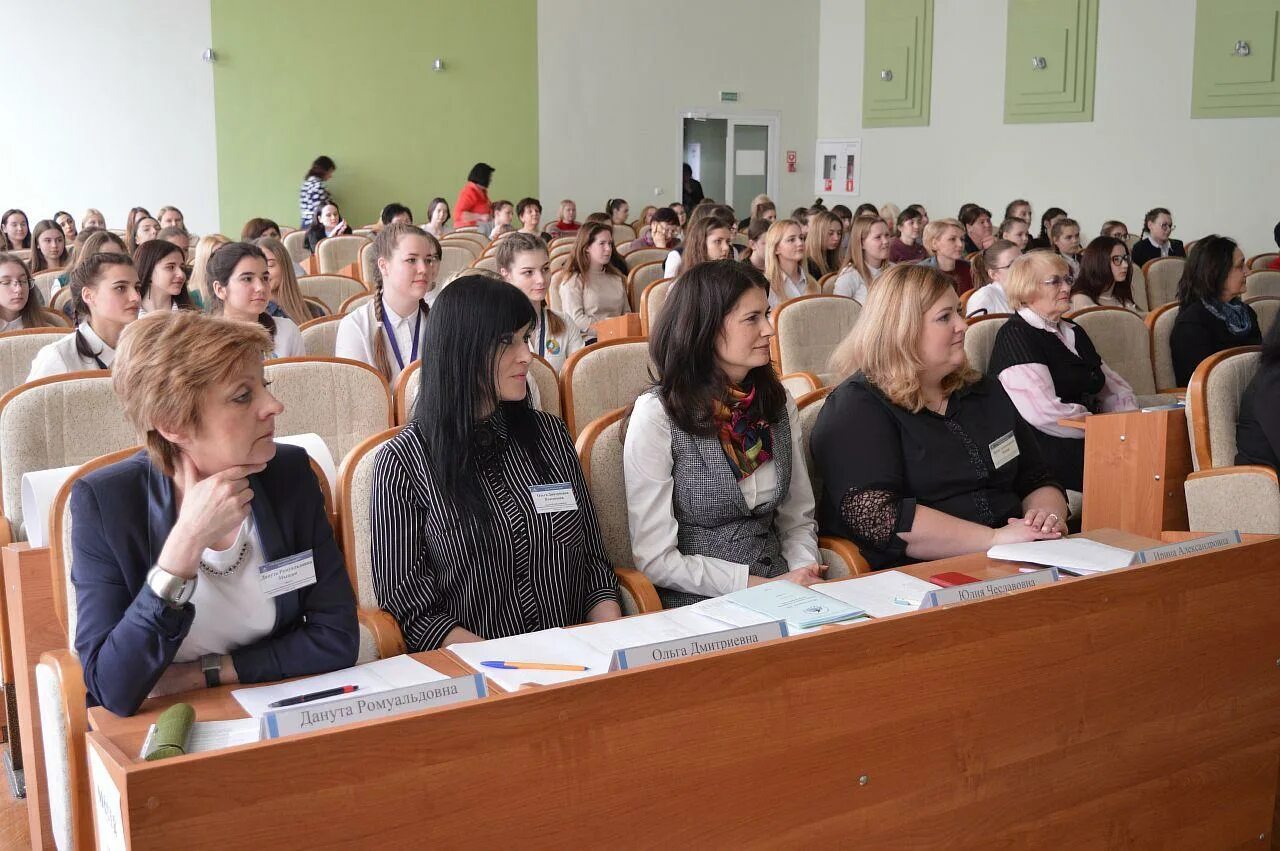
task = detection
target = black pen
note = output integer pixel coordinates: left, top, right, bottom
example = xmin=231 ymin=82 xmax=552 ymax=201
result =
xmin=267 ymin=685 xmax=358 ymax=708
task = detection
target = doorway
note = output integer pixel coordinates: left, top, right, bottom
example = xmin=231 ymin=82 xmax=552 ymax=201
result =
xmin=679 ymin=112 xmax=779 ymax=211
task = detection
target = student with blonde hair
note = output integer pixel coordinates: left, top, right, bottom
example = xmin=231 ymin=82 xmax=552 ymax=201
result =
xmin=804 ymin=210 xmax=844 ymax=280
xmin=833 ymin=214 xmax=892 ymax=303
xmin=965 ymin=239 xmax=1021 ymax=316
xmin=1049 ymin=217 xmax=1083 ymax=276
xmin=558 ymin=221 xmax=627 ymax=341
xmin=918 ymin=218 xmax=972 ymax=294
xmin=157 ymin=206 xmax=185 ymax=231
xmin=996 ymin=216 xmax=1030 ymax=251
xmin=81 ymin=208 xmax=107 ymax=231
xmin=255 ymin=237 xmax=324 ymax=324
xmin=878 ymin=203 xmax=901 ymax=237
xmin=811 ymin=264 xmax=1067 ymax=570
xmin=545 ymin=199 xmax=580 ymax=239
xmin=188 ymin=233 xmax=231 ymax=309
xmin=762 ymin=219 xmax=813 ymax=306
xmin=496 ymin=232 xmax=583 ymax=371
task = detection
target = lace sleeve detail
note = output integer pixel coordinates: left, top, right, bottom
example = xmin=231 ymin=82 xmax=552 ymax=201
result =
xmin=839 ymin=487 xmax=910 ymax=551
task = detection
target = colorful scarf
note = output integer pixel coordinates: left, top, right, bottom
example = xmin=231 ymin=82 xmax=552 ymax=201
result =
xmin=713 ymin=383 xmax=773 ymax=480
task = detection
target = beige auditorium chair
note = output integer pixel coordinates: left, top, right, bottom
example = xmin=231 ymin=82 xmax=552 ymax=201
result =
xmin=1066 ymin=306 xmax=1174 ymax=405
xmin=263 ymin=357 xmax=392 ymax=464
xmin=1145 ymin=303 xmax=1181 ymax=391
xmin=471 ymin=255 xmax=499 ymax=274
xmin=441 ymin=232 xmax=487 ymax=254
xmin=818 ymin=272 xmax=839 ymax=295
xmin=1245 ymin=269 xmax=1280 ymax=299
xmin=780 ymin=372 xmax=820 ymax=398
xmin=394 ymin=361 xmax=421 ymax=424
xmin=33 ymin=269 xmax=64 ymax=305
xmin=612 ymin=223 xmax=637 ymax=247
xmin=439 ymin=244 xmax=476 ymax=282
xmin=299 ymin=314 xmax=344 ymax=357
xmin=1248 ymin=252 xmax=1278 ymax=271
xmin=624 ymin=247 xmax=668 ymax=270
xmin=340 ymin=292 xmax=372 ymax=314
xmin=528 ymin=354 xmax=562 ymax=417
xmin=559 ymin=338 xmax=651 ymax=436
xmin=640 ymin=278 xmax=672 ymax=336
xmin=626 ymin=261 xmax=666 ymax=311
xmin=41 ymin=309 xmax=70 ymax=328
xmin=283 ymin=229 xmax=310 ymax=266
xmin=771 ymin=295 xmax=861 ymax=387
xmin=359 ymin=241 xmax=378 ymax=286
xmin=1246 ymin=296 xmax=1280 ymax=337
xmin=548 ymin=236 xmax=574 ymax=252
xmin=0 ymin=328 xmax=66 ymax=398
xmin=303 ymin=296 xmax=332 ymax=318
xmin=795 ymin=388 xmax=870 ymax=577
xmin=1129 ymin=261 xmax=1149 ymax=313
xmin=298 ymin=274 xmax=368 ymax=315
xmin=1183 ymin=347 xmax=1279 ymax=532
xmin=963 ymin=314 xmax=1009 ymax=374
xmin=49 ymin=288 xmax=71 ymax=315
xmin=316 ymin=234 xmax=370 ymax=275
xmin=395 ymin=355 xmax=561 ymax=425
xmin=1142 ymin=257 xmax=1185 ymax=310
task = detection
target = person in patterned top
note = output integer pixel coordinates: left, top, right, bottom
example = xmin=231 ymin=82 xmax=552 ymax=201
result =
xmin=298 ymin=155 xmax=335 ymax=228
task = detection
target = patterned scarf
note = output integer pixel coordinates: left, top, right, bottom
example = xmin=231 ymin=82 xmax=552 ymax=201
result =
xmin=1202 ymin=297 xmax=1253 ymax=337
xmin=713 ymin=382 xmax=773 ymax=480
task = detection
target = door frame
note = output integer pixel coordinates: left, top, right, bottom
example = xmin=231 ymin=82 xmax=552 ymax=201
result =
xmin=678 ymin=110 xmax=780 ymax=209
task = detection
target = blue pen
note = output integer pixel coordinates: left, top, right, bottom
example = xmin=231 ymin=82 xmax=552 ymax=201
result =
xmin=480 ymin=660 xmax=588 ymax=672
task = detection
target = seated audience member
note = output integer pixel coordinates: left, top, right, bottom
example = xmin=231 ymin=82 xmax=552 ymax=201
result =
xmin=805 ymin=211 xmax=844 ymax=280
xmin=1026 ymin=207 xmax=1066 ymax=251
xmin=81 ymin=208 xmax=107 ymax=231
xmin=1005 ymin=199 xmax=1032 ymax=224
xmin=905 ymin=203 xmax=929 ymax=228
xmin=135 ymin=239 xmax=195 ymax=315
xmin=918 ymin=218 xmax=973 ymax=294
xmin=0 ymin=253 xmax=55 ymax=330
xmin=877 ymin=203 xmax=899 ymax=237
xmin=744 ymin=218 xmax=771 ymax=272
xmin=636 ymin=204 xmax=657 ymax=230
xmin=854 ymin=203 xmax=878 ymax=219
xmin=1131 ymin=207 xmax=1186 ymax=268
xmin=242 ymin=217 xmax=283 ymax=241
xmin=630 ymin=207 xmax=681 ymax=252
xmin=55 ymin=211 xmax=78 ymax=243
xmin=1070 ymin=236 xmax=1142 ymax=313
xmin=790 ymin=208 xmax=810 ymax=240
xmin=188 ymin=234 xmax=230 ymax=309
xmin=997 ymin=216 xmax=1030 ymax=251
xmin=370 ymin=275 xmax=620 ymax=648
xmin=558 ymin=222 xmax=628 ymax=340
xmin=763 ymin=219 xmax=816 ymax=306
xmin=28 ymin=252 xmax=141 ymax=379
xmin=965 ymin=239 xmax=1021 ymax=316
xmin=544 ymin=199 xmax=580 ymax=239
xmin=256 ymin=237 xmax=325 ymax=323
xmin=1270 ymin=222 xmax=1280 ymax=271
xmin=833 ymin=214 xmax=891 ymax=303
xmin=335 ymin=224 xmax=438 ymax=385
xmin=497 ymin=232 xmax=583 ymax=371
xmin=1050 ymin=217 xmax=1083 ymax=276
xmin=156 ymin=226 xmax=190 ymax=256
xmin=959 ymin=204 xmax=994 ymax=254
xmin=665 ymin=212 xmax=734 ymax=279
xmin=889 ymin=207 xmax=927 ymax=263
xmin=207 ymin=242 xmax=304 ymax=360
xmin=489 ymin=200 xmax=515 ymax=239
xmin=516 ymin=197 xmax=542 ymax=237
xmin=72 ymin=310 xmax=359 ymax=716
xmin=669 ymin=202 xmax=688 ymax=229
xmin=127 ymin=215 xmax=160 ymax=255
xmin=740 ymin=195 xmax=776 ymax=230
xmin=625 ymin=260 xmax=823 ymax=606
xmin=455 ymin=163 xmax=494 ymax=230
xmin=304 ymin=203 xmax=350 ymax=252
xmin=380 ymin=203 xmax=414 ymax=228
xmin=157 ymin=206 xmax=185 ymax=231
xmin=30 ymin=219 xmax=70 ymax=273
xmin=811 ymin=264 xmax=1068 ymax=570
xmin=1233 ymin=322 xmax=1280 ymax=469
xmin=1171 ymin=235 xmax=1259 ymax=386
xmin=1100 ymin=220 xmax=1130 ymax=241
xmin=988 ymin=252 xmax=1137 ymax=491
xmin=606 ymin=198 xmax=631 ymax=227
xmin=53 ymin=229 xmax=128 ymax=296
xmin=2 ymin=209 xmax=30 ymax=250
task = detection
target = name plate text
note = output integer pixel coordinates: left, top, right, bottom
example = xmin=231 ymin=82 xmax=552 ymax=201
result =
xmin=262 ymin=674 xmax=487 ymax=739
xmin=609 ymin=621 xmax=788 ymax=671
xmin=920 ymin=568 xmax=1059 ymax=609
xmin=1133 ymin=531 xmax=1242 ymax=564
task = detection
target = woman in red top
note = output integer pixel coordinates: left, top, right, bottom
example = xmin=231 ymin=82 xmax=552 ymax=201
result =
xmin=454 ymin=163 xmax=494 ymax=229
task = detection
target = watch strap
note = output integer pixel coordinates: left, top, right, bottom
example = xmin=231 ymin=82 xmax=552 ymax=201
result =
xmin=201 ymin=654 xmax=221 ymax=688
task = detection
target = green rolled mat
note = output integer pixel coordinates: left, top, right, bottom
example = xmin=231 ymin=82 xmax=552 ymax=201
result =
xmin=144 ymin=702 xmax=195 ymax=761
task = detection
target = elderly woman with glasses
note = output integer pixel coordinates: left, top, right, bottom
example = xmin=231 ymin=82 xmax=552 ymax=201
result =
xmin=987 ymin=252 xmax=1137 ymax=492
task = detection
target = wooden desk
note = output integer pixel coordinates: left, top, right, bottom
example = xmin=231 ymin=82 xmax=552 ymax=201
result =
xmin=593 ymin=313 xmax=642 ymax=342
xmin=85 ymin=531 xmax=1280 ymax=848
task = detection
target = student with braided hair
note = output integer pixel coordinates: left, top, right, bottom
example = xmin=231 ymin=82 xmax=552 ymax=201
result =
xmin=28 ymin=252 xmax=142 ymax=380
xmin=335 ymin=223 xmax=439 ymax=384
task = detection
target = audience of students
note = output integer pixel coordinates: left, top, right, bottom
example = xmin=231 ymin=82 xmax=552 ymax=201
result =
xmin=423 ymin=198 xmax=452 ymax=239
xmin=996 ymin=216 xmax=1029 ymax=251
xmin=1100 ymin=220 xmax=1130 ymax=241
xmin=0 ymin=253 xmax=54 ymax=331
xmin=1005 ymin=199 xmax=1032 ymax=224
xmin=496 ymin=232 xmax=583 ymax=371
xmin=157 ymin=206 xmax=185 ymax=231
xmin=127 ymin=215 xmax=160 ymax=254
xmin=1049 ymin=217 xmax=1083 ymax=276
xmin=545 ymin=199 xmax=580 ymax=239
xmin=1170 ymin=235 xmax=1259 ymax=386
xmin=256 ymin=237 xmax=325 ymax=324
xmin=188 ymin=234 xmax=230 ymax=309
xmin=1026 ymin=207 xmax=1067 ymax=251
xmin=918 ymin=218 xmax=972 ymax=294
xmin=54 ymin=210 xmax=77 ymax=243
xmin=762 ymin=219 xmax=813 ymax=306
xmin=29 ymin=252 xmax=141 ymax=380
xmin=134 ymin=239 xmax=195 ymax=315
xmin=804 ymin=210 xmax=844 ymax=280
xmin=959 ymin=204 xmax=994 ymax=254
xmin=889 ymin=207 xmax=927 ymax=263
xmin=305 ymin=203 xmax=350 ymax=252
xmin=630 ymin=207 xmax=681 ymax=252
xmin=664 ymin=212 xmax=733 ymax=280
xmin=206 ymin=242 xmax=304 ymax=360
xmin=30 ymin=219 xmax=70 ymax=273
xmin=2 ymin=209 xmax=30 ymax=250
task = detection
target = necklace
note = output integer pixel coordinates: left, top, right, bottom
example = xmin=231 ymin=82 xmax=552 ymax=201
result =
xmin=199 ymin=537 xmax=250 ymax=577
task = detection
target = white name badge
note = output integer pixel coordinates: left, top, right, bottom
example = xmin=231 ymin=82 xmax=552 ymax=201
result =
xmin=989 ymin=431 xmax=1020 ymax=469
xmin=529 ymin=482 xmax=579 ymax=514
xmin=258 ymin=550 xmax=318 ymax=598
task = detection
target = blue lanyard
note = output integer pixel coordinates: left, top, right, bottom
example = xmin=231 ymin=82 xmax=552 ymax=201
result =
xmin=380 ymin=300 xmax=422 ymax=371
xmin=538 ymin=303 xmax=547 ymax=357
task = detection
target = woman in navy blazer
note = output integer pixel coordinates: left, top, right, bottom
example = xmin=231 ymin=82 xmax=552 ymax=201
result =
xmin=71 ymin=311 xmax=358 ymax=716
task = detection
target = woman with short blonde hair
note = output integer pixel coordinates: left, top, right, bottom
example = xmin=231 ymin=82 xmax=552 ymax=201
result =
xmin=813 ymin=264 xmax=1067 ymax=570
xmin=81 ymin=208 xmax=107 ymax=231
xmin=919 ymin=217 xmax=972 ymax=294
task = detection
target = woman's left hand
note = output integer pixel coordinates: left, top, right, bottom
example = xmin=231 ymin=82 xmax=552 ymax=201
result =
xmin=1021 ymin=507 xmax=1068 ymax=536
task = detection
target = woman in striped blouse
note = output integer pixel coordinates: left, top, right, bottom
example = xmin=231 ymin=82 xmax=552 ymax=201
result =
xmin=369 ymin=274 xmax=620 ymax=650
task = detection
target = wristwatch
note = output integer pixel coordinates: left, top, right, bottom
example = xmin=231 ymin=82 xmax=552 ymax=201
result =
xmin=201 ymin=654 xmax=222 ymax=688
xmin=145 ymin=565 xmax=196 ymax=608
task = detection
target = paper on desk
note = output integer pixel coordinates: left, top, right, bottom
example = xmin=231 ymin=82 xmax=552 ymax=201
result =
xmin=139 ymin=718 xmax=260 ymax=759
xmin=231 ymin=654 xmax=449 ymax=718
xmin=20 ymin=464 xmax=78 ymax=547
xmin=448 ymin=628 xmax=611 ymax=691
xmin=815 ymin=571 xmax=942 ymax=618
xmin=276 ymin=432 xmax=337 ymax=493
xmin=987 ymin=537 xmax=1135 ymax=574
xmin=572 ymin=608 xmax=732 ymax=657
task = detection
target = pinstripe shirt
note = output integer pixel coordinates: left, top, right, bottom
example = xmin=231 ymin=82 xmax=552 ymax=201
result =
xmin=370 ymin=410 xmax=618 ymax=651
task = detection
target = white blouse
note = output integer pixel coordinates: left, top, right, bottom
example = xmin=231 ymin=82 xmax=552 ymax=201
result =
xmin=531 ymin=304 xmax=585 ymax=372
xmin=26 ymin=322 xmax=115 ymax=381
xmin=832 ymin=263 xmax=882 ymax=303
xmin=663 ymin=249 xmax=682 ymax=280
xmin=335 ymin=300 xmax=425 ymax=385
xmin=269 ymin=317 xmax=304 ymax=360
xmin=1 ymin=316 xmax=26 ymax=333
xmin=622 ymin=391 xmax=820 ymax=598
xmin=966 ymin=283 xmax=1013 ymax=316
xmin=769 ymin=267 xmax=810 ymax=309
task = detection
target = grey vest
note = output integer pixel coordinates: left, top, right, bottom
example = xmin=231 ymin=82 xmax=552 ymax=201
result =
xmin=659 ymin=395 xmax=792 ymax=608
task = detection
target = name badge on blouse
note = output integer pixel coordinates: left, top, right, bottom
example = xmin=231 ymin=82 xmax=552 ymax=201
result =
xmin=258 ymin=550 xmax=318 ymax=598
xmin=989 ymin=431 xmax=1020 ymax=469
xmin=529 ymin=483 xmax=579 ymax=514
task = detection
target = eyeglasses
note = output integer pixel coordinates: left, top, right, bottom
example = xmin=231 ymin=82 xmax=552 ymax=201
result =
xmin=0 ymin=278 xmax=30 ymax=289
xmin=1110 ymin=254 xmax=1131 ymax=266
xmin=1040 ymin=275 xmax=1074 ymax=288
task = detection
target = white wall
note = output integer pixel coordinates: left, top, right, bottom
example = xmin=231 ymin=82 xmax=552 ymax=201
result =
xmin=3 ymin=0 xmax=220 ymax=235
xmin=817 ymin=0 xmax=1280 ymax=255
xmin=538 ymin=0 xmax=820 ymax=216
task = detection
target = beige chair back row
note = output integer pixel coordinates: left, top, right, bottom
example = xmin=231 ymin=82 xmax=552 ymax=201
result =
xmin=299 ymin=274 xmax=369 ymax=314
xmin=316 ymin=235 xmax=371 ymax=275
xmin=282 ymin=229 xmax=310 ymax=264
xmin=771 ymin=295 xmax=862 ymax=387
xmin=394 ymin=355 xmax=562 ymax=425
xmin=1248 ymin=252 xmax=1278 ymax=271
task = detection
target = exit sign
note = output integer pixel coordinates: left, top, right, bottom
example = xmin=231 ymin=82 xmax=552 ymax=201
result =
xmin=719 ymin=91 xmax=739 ymax=102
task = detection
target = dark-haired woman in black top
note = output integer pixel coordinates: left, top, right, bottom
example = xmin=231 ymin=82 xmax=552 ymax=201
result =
xmin=1170 ymin=235 xmax=1259 ymax=387
xmin=1025 ymin=207 xmax=1066 ymax=252
xmin=369 ymin=275 xmax=619 ymax=650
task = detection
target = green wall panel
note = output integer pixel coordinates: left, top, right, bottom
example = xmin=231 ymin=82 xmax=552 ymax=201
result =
xmin=862 ymin=0 xmax=933 ymax=128
xmin=1004 ymin=0 xmax=1097 ymax=124
xmin=1192 ymin=0 xmax=1280 ymax=118
xmin=211 ymin=0 xmax=538 ymax=234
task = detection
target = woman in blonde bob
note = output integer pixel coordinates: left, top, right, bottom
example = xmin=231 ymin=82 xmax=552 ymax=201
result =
xmin=810 ymin=264 xmax=1068 ymax=570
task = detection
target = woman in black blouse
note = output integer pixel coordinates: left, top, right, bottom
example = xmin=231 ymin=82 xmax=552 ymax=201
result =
xmin=1170 ymin=235 xmax=1259 ymax=387
xmin=1235 ymin=320 xmax=1280 ymax=470
xmin=369 ymin=275 xmax=620 ymax=650
xmin=811 ymin=264 xmax=1068 ymax=570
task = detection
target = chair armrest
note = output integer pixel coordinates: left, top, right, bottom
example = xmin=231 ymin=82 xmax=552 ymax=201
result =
xmin=818 ymin=536 xmax=871 ymax=579
xmin=38 ymin=648 xmax=90 ymax=851
xmin=356 ymin=608 xmax=406 ymax=659
xmin=0 ymin=518 xmax=10 ymax=547
xmin=1185 ymin=465 xmax=1280 ymax=534
xmin=1156 ymin=386 xmax=1186 ymax=395
xmin=613 ymin=567 xmax=662 ymax=614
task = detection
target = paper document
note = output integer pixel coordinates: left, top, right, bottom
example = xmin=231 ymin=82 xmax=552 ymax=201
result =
xmin=572 ymin=608 xmax=730 ymax=657
xmin=815 ymin=571 xmax=942 ymax=618
xmin=276 ymin=432 xmax=337 ymax=492
xmin=721 ymin=581 xmax=866 ymax=629
xmin=139 ymin=718 xmax=260 ymax=759
xmin=987 ymin=537 xmax=1135 ymax=574
xmin=20 ymin=464 xmax=78 ymax=547
xmin=448 ymin=628 xmax=611 ymax=691
xmin=232 ymin=654 xmax=449 ymax=718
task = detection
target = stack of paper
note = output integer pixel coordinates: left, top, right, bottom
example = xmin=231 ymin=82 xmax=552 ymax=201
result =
xmin=572 ymin=608 xmax=732 ymax=656
xmin=987 ymin=537 xmax=1135 ymax=575
xmin=814 ymin=571 xmax=941 ymax=617
xmin=448 ymin=628 xmax=611 ymax=691
xmin=231 ymin=655 xmax=450 ymax=718
xmin=720 ymin=581 xmax=866 ymax=629
xmin=139 ymin=718 xmax=259 ymax=759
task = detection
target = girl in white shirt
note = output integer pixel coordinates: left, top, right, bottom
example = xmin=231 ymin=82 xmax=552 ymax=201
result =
xmin=833 ymin=214 xmax=892 ymax=303
xmin=763 ymin=219 xmax=814 ymax=308
xmin=965 ymin=240 xmax=1021 ymax=317
xmin=207 ymin=242 xmax=303 ymax=360
xmin=623 ymin=259 xmax=822 ymax=606
xmin=28 ymin=251 xmax=142 ymax=380
xmin=496 ymin=231 xmax=583 ymax=371
xmin=663 ymin=213 xmax=734 ymax=280
xmin=335 ymin=223 xmax=438 ymax=386
xmin=423 ymin=198 xmax=452 ymax=239
xmin=0 ymin=253 xmax=55 ymax=333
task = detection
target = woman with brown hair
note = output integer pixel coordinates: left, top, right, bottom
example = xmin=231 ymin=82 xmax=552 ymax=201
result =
xmin=135 ymin=239 xmax=196 ymax=314
xmin=255 ymin=237 xmax=325 ymax=324
xmin=30 ymin=219 xmax=70 ymax=273
xmin=558 ymin=221 xmax=627 ymax=341
xmin=1070 ymin=236 xmax=1141 ymax=313
xmin=663 ymin=211 xmax=734 ymax=279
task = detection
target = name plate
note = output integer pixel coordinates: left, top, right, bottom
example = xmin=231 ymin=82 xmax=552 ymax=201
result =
xmin=1133 ymin=530 xmax=1242 ymax=564
xmin=261 ymin=674 xmax=487 ymax=739
xmin=608 ymin=621 xmax=788 ymax=671
xmin=919 ymin=568 xmax=1059 ymax=609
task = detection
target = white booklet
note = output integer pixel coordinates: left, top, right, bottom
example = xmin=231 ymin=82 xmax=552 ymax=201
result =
xmin=814 ymin=571 xmax=942 ymax=617
xmin=231 ymin=654 xmax=449 ymax=718
xmin=987 ymin=537 xmax=1136 ymax=574
xmin=139 ymin=718 xmax=260 ymax=759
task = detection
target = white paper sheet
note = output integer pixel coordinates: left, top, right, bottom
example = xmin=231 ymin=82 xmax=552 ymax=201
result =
xmin=231 ymin=654 xmax=448 ymax=718
xmin=139 ymin=718 xmax=260 ymax=759
xmin=572 ymin=608 xmax=731 ymax=657
xmin=815 ymin=571 xmax=943 ymax=618
xmin=20 ymin=464 xmax=78 ymax=547
xmin=276 ymin=432 xmax=337 ymax=493
xmin=447 ymin=628 xmax=610 ymax=691
xmin=987 ymin=537 xmax=1135 ymax=574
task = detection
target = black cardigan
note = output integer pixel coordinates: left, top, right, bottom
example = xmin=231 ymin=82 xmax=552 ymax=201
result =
xmin=1131 ymin=237 xmax=1186 ymax=270
xmin=1170 ymin=299 xmax=1261 ymax=387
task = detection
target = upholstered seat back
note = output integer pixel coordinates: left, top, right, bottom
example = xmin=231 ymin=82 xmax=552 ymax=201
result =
xmin=1144 ymin=257 xmax=1185 ymax=309
xmin=1245 ymin=270 xmax=1280 ymax=299
xmin=299 ymin=316 xmax=343 ymax=357
xmin=560 ymin=339 xmax=651 ymax=436
xmin=963 ymin=315 xmax=1008 ymax=375
xmin=264 ymin=358 xmax=392 ymax=464
xmin=0 ymin=328 xmax=66 ymax=398
xmin=1070 ymin=307 xmax=1157 ymax=395
xmin=316 ymin=235 xmax=370 ymax=274
xmin=772 ymin=296 xmax=861 ymax=386
xmin=298 ymin=274 xmax=367 ymax=315
xmin=576 ymin=409 xmax=631 ymax=572
xmin=282 ymin=229 xmax=309 ymax=264
xmin=1189 ymin=349 xmax=1259 ymax=471
xmin=1148 ymin=304 xmax=1180 ymax=390
xmin=626 ymin=261 xmax=666 ymax=311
